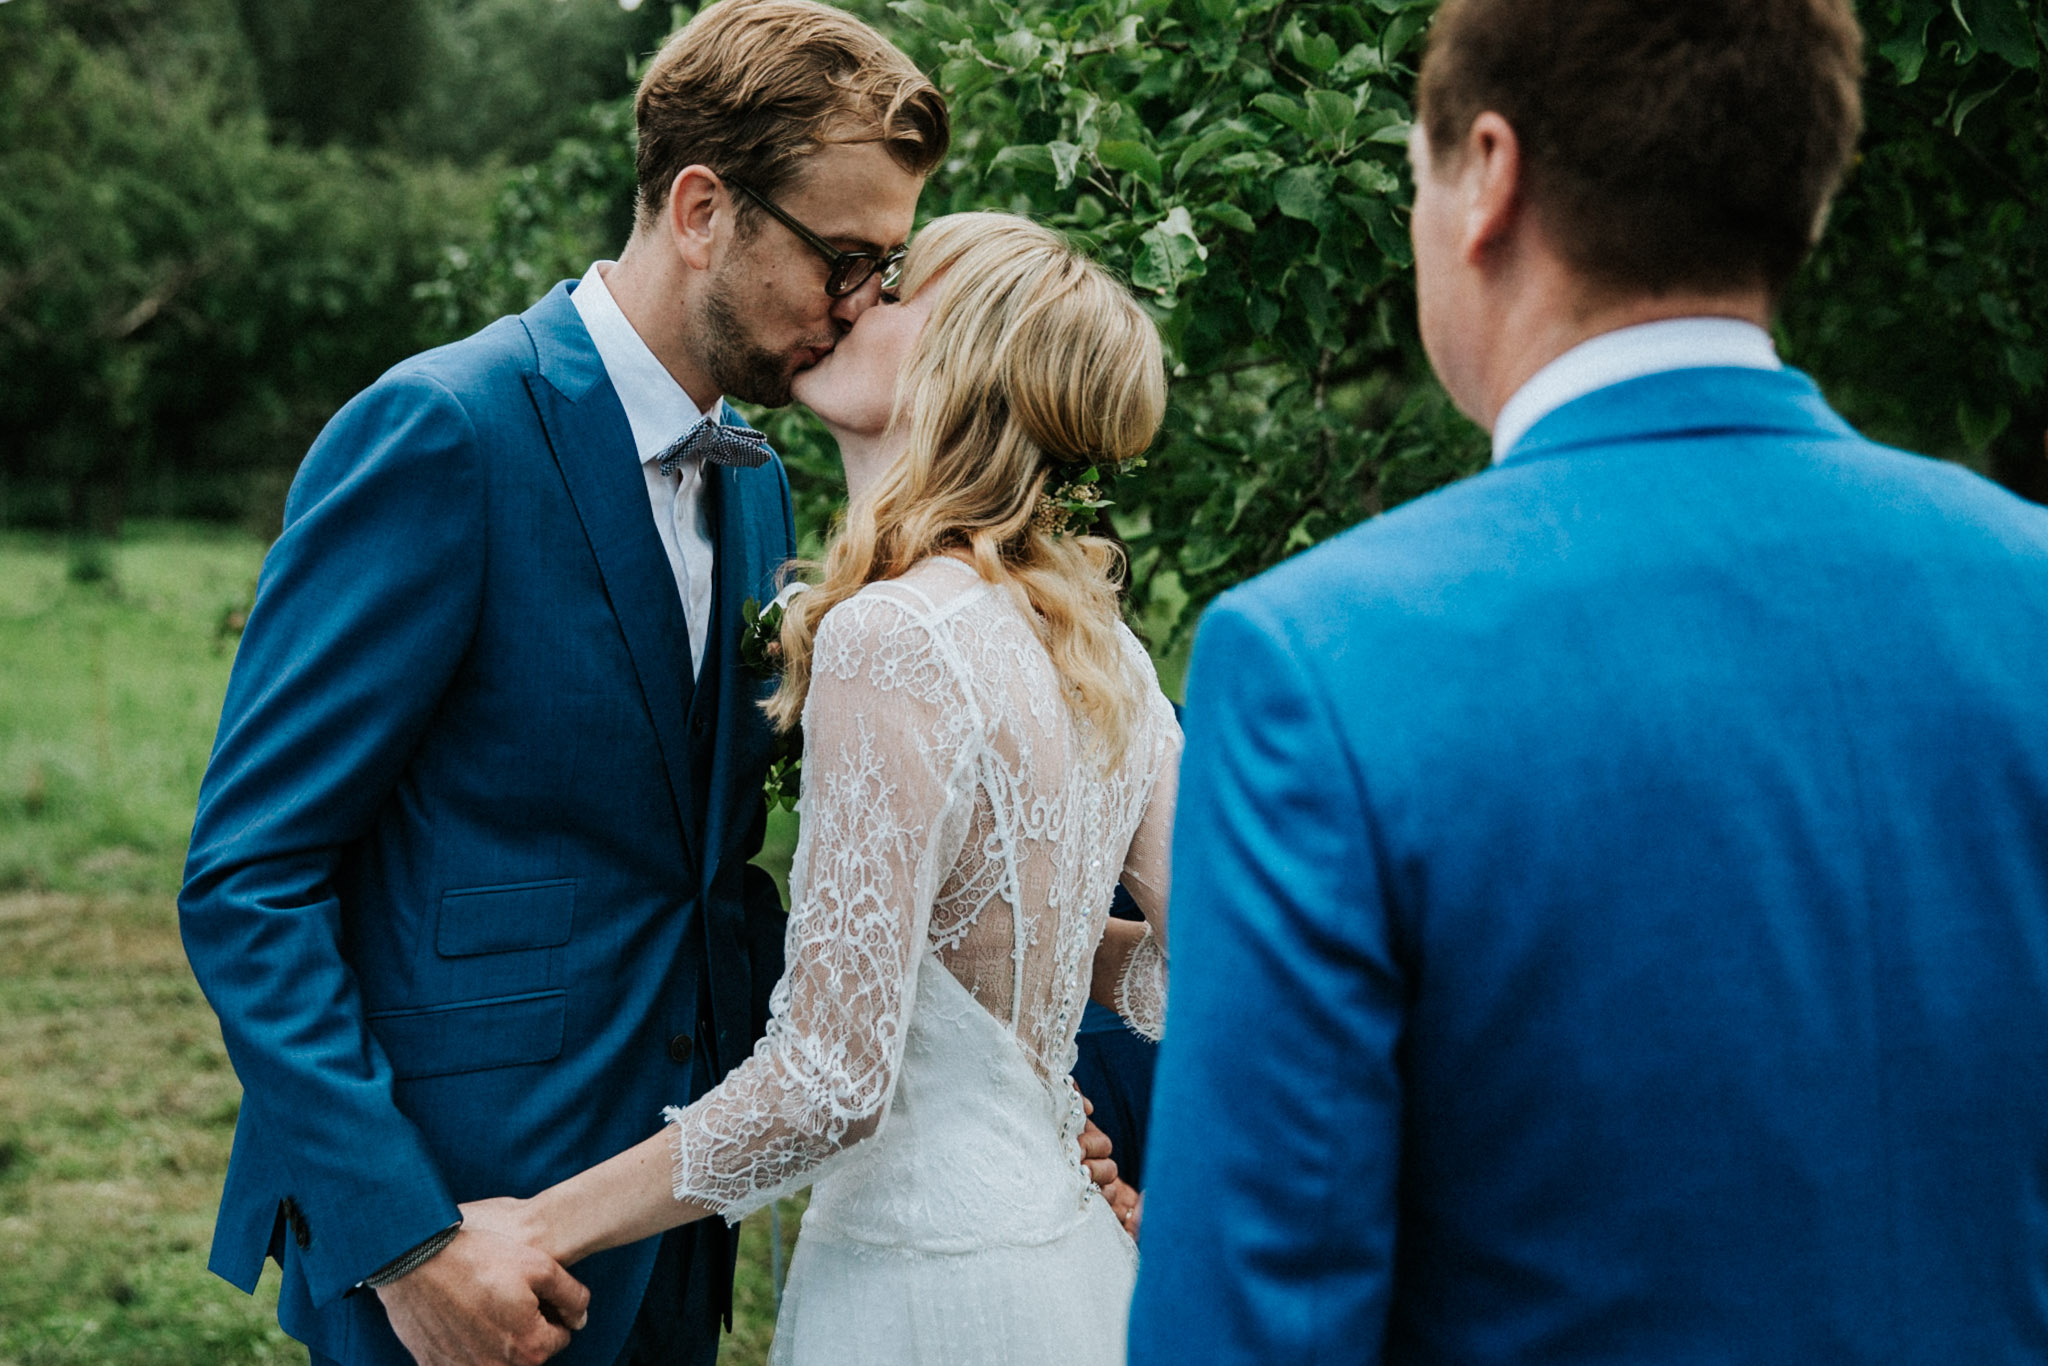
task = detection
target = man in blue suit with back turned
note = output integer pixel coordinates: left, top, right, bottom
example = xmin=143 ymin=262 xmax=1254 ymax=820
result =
xmin=1134 ymin=1 xmax=2048 ymax=1362
xmin=178 ymin=5 xmax=945 ymax=1364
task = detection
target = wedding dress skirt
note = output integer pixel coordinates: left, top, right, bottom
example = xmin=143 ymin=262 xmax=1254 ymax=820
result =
xmin=767 ymin=955 xmax=1138 ymax=1366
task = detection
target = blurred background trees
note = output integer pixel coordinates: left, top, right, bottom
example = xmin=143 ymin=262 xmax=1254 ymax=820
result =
xmin=0 ymin=0 xmax=671 ymax=543
xmin=3 ymin=0 xmax=2043 ymax=637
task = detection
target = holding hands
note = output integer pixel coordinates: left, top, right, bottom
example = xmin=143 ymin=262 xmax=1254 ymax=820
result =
xmin=424 ymin=1089 xmax=1135 ymax=1366
xmin=375 ymin=1225 xmax=587 ymax=1366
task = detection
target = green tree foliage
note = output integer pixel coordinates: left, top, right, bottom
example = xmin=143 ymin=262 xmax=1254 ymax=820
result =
xmin=894 ymin=0 xmax=1480 ymax=646
xmin=0 ymin=0 xmax=496 ymax=534
xmin=10 ymin=0 xmax=2043 ymax=622
xmin=440 ymin=0 xmax=2048 ymax=647
xmin=237 ymin=0 xmax=436 ymax=149
xmin=1784 ymin=0 xmax=2048 ymax=501
xmin=238 ymin=0 xmax=680 ymax=163
xmin=0 ymin=0 xmax=670 ymax=539
xmin=397 ymin=0 xmax=682 ymax=164
xmin=875 ymin=0 xmax=2048 ymax=641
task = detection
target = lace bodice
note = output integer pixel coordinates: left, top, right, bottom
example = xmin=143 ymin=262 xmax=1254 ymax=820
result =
xmin=665 ymin=557 xmax=1180 ymax=1223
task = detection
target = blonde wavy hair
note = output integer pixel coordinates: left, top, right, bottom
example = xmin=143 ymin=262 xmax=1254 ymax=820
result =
xmin=766 ymin=212 xmax=1167 ymax=763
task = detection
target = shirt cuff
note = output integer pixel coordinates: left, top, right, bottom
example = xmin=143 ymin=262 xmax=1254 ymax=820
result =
xmin=358 ymin=1220 xmax=463 ymax=1290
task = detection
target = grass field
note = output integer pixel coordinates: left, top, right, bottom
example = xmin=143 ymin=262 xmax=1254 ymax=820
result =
xmin=0 ymin=524 xmax=799 ymax=1366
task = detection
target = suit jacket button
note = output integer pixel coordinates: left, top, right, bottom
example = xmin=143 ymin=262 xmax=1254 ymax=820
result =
xmin=691 ymin=716 xmax=709 ymax=739
xmin=667 ymin=1033 xmax=694 ymax=1064
xmin=284 ymin=1197 xmax=312 ymax=1250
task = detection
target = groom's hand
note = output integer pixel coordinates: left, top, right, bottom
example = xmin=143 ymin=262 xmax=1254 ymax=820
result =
xmin=1077 ymin=1096 xmax=1140 ymax=1231
xmin=377 ymin=1226 xmax=590 ymax=1366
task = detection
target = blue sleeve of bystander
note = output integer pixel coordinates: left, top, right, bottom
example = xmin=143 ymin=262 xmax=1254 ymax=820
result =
xmin=1127 ymin=591 xmax=1406 ymax=1366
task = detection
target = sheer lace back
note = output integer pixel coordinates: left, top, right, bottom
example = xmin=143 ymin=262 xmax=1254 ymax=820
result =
xmin=667 ymin=556 xmax=1179 ymax=1223
xmin=917 ymin=581 xmax=1139 ymax=1080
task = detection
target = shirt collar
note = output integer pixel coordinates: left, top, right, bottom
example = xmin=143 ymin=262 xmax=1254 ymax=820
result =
xmin=1491 ymin=317 xmax=1782 ymax=464
xmin=569 ymin=261 xmax=717 ymax=467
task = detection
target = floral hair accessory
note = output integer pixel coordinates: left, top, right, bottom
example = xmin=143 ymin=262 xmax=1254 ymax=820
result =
xmin=1031 ymin=455 xmax=1145 ymax=539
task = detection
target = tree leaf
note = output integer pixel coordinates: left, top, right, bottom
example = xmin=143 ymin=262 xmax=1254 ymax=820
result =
xmin=1331 ymin=42 xmax=1388 ymax=81
xmin=1288 ymin=28 xmax=1341 ymax=73
xmin=1174 ymin=123 xmax=1257 ymax=182
xmin=1274 ymin=165 xmax=1329 ymax=220
xmin=1948 ymin=75 xmax=2012 ymax=133
xmin=1048 ymin=140 xmax=1083 ymax=189
xmin=1955 ymin=0 xmax=2041 ymax=68
xmin=1878 ymin=0 xmax=1942 ymax=82
xmin=1250 ymin=92 xmax=1314 ymax=135
xmin=1246 ymin=290 xmax=1281 ymax=335
xmin=991 ymin=143 xmax=1057 ymax=176
xmin=1202 ymin=202 xmax=1258 ymax=233
xmin=1307 ymin=89 xmax=1356 ymax=141
xmin=1098 ymin=138 xmax=1163 ymax=186
xmin=1383 ymin=11 xmax=1431 ymax=60
xmin=885 ymin=1 xmax=972 ymax=42
xmin=1341 ymin=159 xmax=1401 ymax=196
xmin=1131 ymin=206 xmax=1209 ymax=293
xmin=995 ymin=28 xmax=1044 ymax=67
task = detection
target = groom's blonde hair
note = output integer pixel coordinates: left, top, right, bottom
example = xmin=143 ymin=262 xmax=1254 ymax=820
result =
xmin=766 ymin=213 xmax=1167 ymax=764
xmin=634 ymin=0 xmax=949 ymax=227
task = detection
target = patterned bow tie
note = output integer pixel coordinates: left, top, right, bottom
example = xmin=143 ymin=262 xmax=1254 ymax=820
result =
xmin=658 ymin=419 xmax=771 ymax=474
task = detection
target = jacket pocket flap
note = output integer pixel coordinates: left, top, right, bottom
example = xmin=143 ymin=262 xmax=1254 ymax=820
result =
xmin=437 ymin=879 xmax=576 ymax=957
xmin=369 ymin=991 xmax=566 ymax=1081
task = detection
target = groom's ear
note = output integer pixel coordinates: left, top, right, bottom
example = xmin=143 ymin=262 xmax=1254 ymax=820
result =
xmin=1458 ymin=111 xmax=1525 ymax=266
xmin=667 ymin=165 xmax=725 ymax=274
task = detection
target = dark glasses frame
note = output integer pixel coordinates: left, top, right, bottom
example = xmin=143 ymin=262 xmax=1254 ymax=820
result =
xmin=726 ymin=178 xmax=907 ymax=299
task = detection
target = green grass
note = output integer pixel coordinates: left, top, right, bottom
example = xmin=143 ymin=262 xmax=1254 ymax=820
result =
xmin=0 ymin=524 xmax=262 ymax=898
xmin=0 ymin=524 xmax=799 ymax=1366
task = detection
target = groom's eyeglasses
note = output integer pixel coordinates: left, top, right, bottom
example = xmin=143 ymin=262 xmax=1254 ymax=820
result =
xmin=726 ymin=178 xmax=907 ymax=299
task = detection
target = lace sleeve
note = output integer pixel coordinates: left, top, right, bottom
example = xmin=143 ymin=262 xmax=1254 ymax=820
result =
xmin=1112 ymin=655 xmax=1182 ymax=1040
xmin=1113 ymin=926 xmax=1168 ymax=1042
xmin=663 ymin=592 xmax=970 ymax=1223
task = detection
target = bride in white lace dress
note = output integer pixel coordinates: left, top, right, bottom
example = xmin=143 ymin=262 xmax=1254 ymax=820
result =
xmin=466 ymin=212 xmax=1180 ymax=1364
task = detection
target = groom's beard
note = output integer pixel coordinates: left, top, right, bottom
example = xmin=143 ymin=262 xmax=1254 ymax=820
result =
xmin=700 ymin=276 xmax=834 ymax=409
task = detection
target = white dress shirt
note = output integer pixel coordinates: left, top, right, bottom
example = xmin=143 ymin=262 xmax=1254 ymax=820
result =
xmin=570 ymin=261 xmax=717 ymax=676
xmin=1491 ymin=317 xmax=1783 ymax=463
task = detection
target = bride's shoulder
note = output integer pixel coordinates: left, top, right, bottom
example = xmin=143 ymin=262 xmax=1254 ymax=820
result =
xmin=820 ymin=558 xmax=979 ymax=630
xmin=809 ymin=568 xmax=962 ymax=665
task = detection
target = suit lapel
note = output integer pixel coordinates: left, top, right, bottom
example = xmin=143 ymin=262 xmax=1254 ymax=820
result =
xmin=520 ymin=282 xmax=703 ymax=872
xmin=698 ymin=403 xmax=787 ymax=887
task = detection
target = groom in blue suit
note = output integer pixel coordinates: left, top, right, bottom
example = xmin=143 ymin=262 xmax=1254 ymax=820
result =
xmin=178 ymin=5 xmax=945 ymax=1363
xmin=1135 ymin=1 xmax=2048 ymax=1362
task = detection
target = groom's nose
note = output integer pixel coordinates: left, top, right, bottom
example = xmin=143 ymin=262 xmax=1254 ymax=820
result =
xmin=829 ymin=272 xmax=889 ymax=328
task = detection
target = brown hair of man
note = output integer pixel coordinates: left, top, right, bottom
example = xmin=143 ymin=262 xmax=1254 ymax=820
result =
xmin=634 ymin=0 xmax=950 ymax=228
xmin=1417 ymin=0 xmax=1864 ymax=298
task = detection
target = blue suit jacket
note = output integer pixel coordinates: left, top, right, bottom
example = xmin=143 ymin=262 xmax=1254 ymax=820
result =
xmin=1132 ymin=367 xmax=2048 ymax=1364
xmin=179 ymin=281 xmax=795 ymax=1364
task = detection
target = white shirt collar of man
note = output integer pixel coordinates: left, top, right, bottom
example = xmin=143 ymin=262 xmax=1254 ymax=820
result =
xmin=1491 ymin=316 xmax=1783 ymax=463
xmin=570 ymin=260 xmax=718 ymax=463
xmin=570 ymin=259 xmax=719 ymax=677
